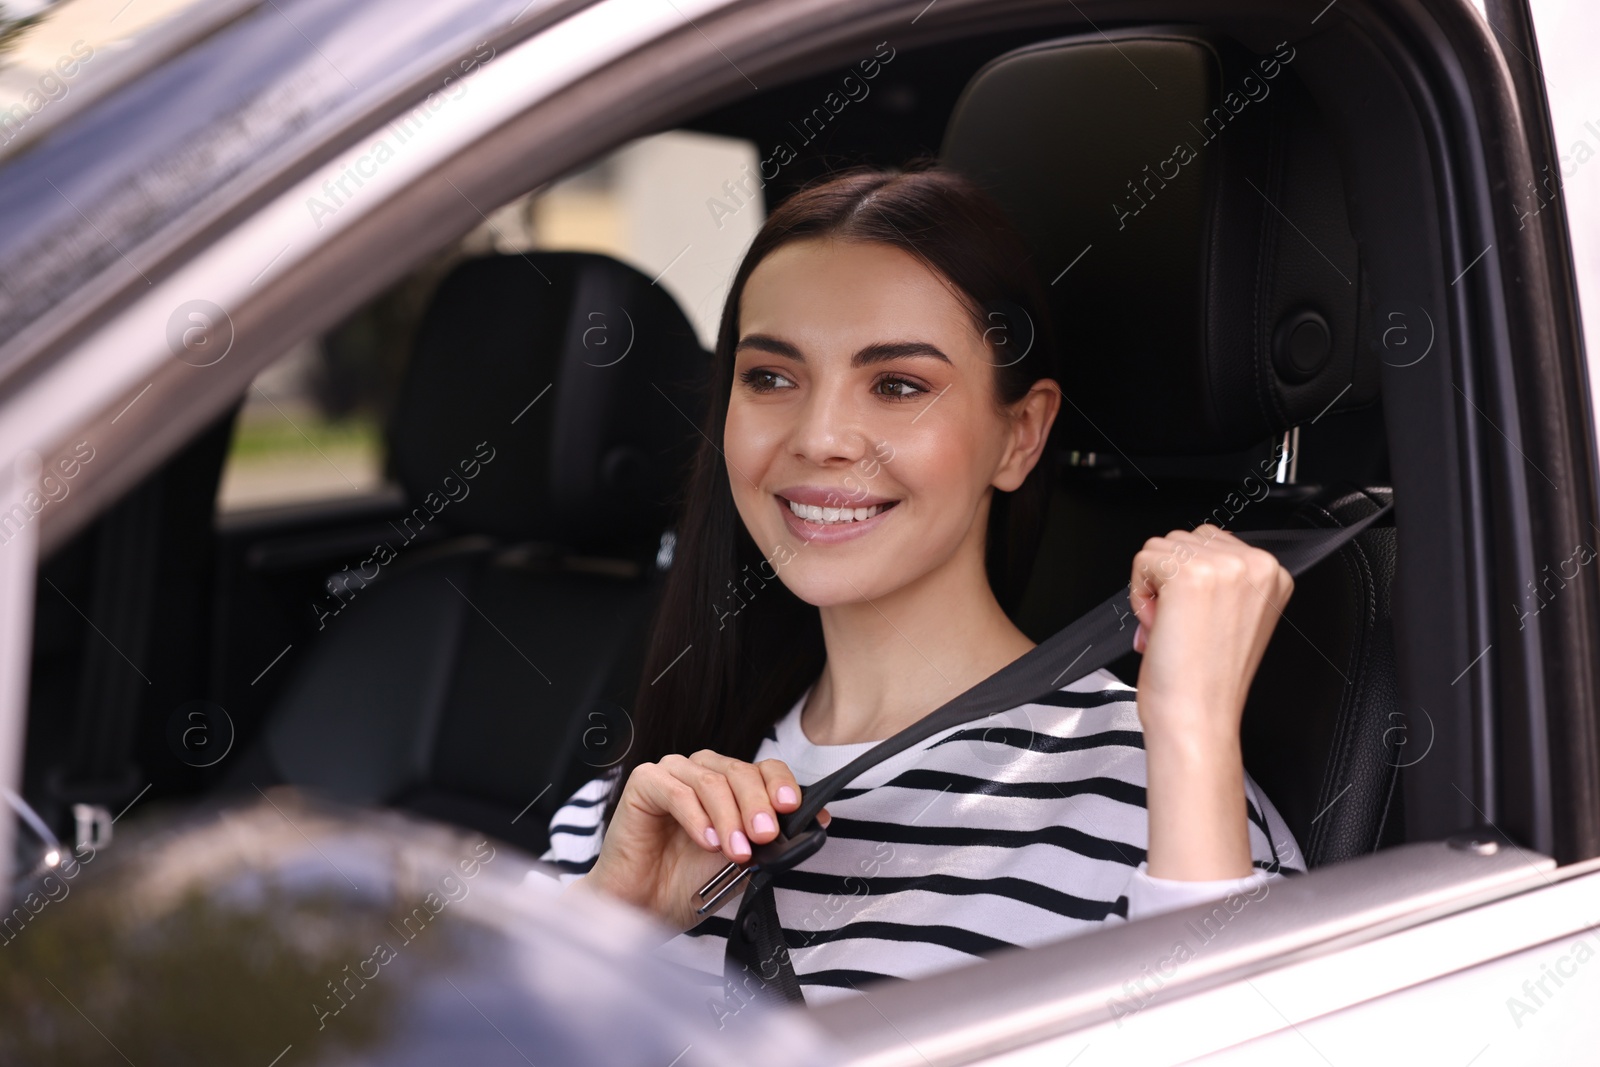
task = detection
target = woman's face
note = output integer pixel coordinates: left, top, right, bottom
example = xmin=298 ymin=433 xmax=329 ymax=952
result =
xmin=724 ymin=236 xmax=1058 ymax=607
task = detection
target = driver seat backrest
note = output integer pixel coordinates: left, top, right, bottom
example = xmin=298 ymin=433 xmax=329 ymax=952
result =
xmin=942 ymin=29 xmax=1401 ymax=866
xmin=225 ymin=252 xmax=708 ymax=854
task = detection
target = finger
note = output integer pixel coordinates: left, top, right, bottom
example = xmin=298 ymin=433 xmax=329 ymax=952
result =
xmin=631 ymin=762 xmax=721 ymax=854
xmin=689 ymin=750 xmax=782 ymax=844
xmin=662 ymin=755 xmax=750 ymax=862
xmin=1130 ymin=538 xmax=1173 ymax=616
xmin=755 ymin=759 xmax=802 ymax=812
xmin=1133 ymin=529 xmax=1213 ymax=600
xmin=708 ymin=753 xmax=781 ymax=843
xmin=1191 ymin=522 xmax=1238 ymax=546
xmin=1246 ymin=555 xmax=1295 ymax=610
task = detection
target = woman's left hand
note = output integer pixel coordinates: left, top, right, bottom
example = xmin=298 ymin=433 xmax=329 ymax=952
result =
xmin=1128 ymin=523 xmax=1293 ymax=879
xmin=1129 ymin=523 xmax=1293 ymax=744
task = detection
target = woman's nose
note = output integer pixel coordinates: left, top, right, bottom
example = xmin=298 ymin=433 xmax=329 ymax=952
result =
xmin=788 ymin=381 xmax=867 ymax=465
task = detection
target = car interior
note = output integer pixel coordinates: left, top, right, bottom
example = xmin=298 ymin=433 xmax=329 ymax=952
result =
xmin=25 ymin=21 xmax=1413 ymax=899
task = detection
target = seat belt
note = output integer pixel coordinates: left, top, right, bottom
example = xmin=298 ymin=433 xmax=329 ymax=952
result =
xmin=706 ymin=499 xmax=1394 ymax=1010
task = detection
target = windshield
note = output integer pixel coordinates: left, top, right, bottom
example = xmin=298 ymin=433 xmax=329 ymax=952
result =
xmin=0 ymin=0 xmax=539 ymax=382
xmin=0 ymin=0 xmax=269 ymax=173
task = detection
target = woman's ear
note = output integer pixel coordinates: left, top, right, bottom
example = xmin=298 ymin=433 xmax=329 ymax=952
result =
xmin=992 ymin=379 xmax=1062 ymax=492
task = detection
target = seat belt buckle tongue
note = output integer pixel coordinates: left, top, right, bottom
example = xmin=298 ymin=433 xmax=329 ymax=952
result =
xmin=694 ymin=821 xmax=827 ymax=916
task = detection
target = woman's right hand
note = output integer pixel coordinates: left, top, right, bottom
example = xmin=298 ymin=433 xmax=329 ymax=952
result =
xmin=567 ymin=751 xmax=831 ymax=932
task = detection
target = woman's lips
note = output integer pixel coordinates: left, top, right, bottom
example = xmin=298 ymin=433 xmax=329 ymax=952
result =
xmin=776 ymin=494 xmax=899 ymax=544
xmin=776 ymin=484 xmax=897 ymax=507
xmin=785 ymin=498 xmax=891 ymax=523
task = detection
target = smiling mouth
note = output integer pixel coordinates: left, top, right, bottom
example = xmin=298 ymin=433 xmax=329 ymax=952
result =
xmin=782 ymin=497 xmax=899 ymax=525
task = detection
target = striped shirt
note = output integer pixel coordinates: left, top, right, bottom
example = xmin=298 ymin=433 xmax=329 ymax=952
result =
xmin=535 ymin=668 xmax=1303 ymax=1007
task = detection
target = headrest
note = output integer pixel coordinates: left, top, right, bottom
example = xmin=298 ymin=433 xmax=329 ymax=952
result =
xmin=942 ymin=31 xmax=1373 ymax=456
xmin=389 ymin=252 xmax=708 ymax=553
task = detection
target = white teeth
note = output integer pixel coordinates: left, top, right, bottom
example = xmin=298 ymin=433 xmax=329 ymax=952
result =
xmin=787 ymin=499 xmax=889 ymax=524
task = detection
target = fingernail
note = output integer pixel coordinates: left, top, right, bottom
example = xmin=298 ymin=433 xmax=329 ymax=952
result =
xmin=731 ymin=830 xmax=750 ymax=856
xmin=703 ymin=826 xmax=720 ymax=848
xmin=777 ymin=785 xmax=797 ymax=806
xmin=1134 ymin=621 xmax=1145 ymax=653
xmin=753 ymin=811 xmax=775 ymax=835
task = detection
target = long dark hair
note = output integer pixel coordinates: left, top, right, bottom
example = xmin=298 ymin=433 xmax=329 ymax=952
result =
xmin=602 ymin=159 xmax=1060 ymax=825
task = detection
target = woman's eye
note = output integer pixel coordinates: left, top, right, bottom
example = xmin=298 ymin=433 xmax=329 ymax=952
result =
xmin=739 ymin=368 xmax=794 ymax=392
xmin=874 ymin=375 xmax=926 ymax=400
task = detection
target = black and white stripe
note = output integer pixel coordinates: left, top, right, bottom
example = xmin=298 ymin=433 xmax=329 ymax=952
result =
xmin=537 ymin=667 xmax=1303 ymax=1006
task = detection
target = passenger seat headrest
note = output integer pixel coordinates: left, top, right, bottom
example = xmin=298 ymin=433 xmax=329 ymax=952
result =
xmin=390 ymin=251 xmax=708 ymax=553
xmin=941 ymin=31 xmax=1374 ymax=456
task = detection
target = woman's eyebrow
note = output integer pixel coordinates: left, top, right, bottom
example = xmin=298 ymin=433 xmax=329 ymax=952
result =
xmin=734 ymin=334 xmax=952 ymax=366
xmin=735 ymin=334 xmax=802 ymax=359
xmin=853 ymin=340 xmax=952 ymax=367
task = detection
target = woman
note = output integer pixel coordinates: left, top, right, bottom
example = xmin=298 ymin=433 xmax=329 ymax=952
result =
xmin=537 ymin=161 xmax=1302 ymax=1007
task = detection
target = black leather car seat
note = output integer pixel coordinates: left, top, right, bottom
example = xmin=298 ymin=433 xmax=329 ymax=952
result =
xmin=941 ymin=29 xmax=1402 ymax=866
xmin=224 ymin=251 xmax=707 ymax=854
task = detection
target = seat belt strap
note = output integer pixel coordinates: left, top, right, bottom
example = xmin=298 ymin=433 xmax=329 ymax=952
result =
xmin=718 ymin=499 xmax=1393 ymax=1008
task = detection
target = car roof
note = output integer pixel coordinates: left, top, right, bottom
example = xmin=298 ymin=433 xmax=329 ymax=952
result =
xmin=0 ymin=0 xmax=581 ymax=389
